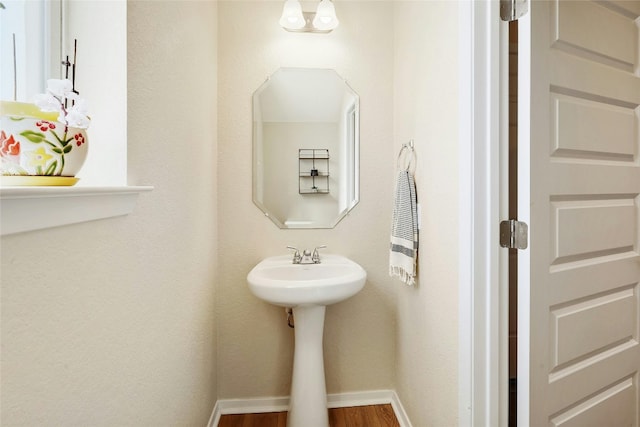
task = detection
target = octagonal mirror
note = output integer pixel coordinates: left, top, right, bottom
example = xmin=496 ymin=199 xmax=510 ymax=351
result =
xmin=252 ymin=68 xmax=359 ymax=228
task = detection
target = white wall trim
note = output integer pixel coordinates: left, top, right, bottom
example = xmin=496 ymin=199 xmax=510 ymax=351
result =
xmin=0 ymin=186 xmax=153 ymax=235
xmin=458 ymin=0 xmax=504 ymax=426
xmin=389 ymin=390 xmax=413 ymax=427
xmin=214 ymin=395 xmax=289 ymax=417
xmin=327 ymin=389 xmax=396 ymax=408
xmin=207 ymin=390 xmax=412 ymax=427
xmin=207 ymin=401 xmax=222 ymax=427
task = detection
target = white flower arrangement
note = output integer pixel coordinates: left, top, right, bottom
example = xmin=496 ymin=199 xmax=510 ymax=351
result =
xmin=34 ymin=79 xmax=90 ymax=129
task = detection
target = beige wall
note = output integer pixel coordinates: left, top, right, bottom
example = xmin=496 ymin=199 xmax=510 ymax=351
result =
xmin=217 ymin=1 xmax=397 ymax=399
xmin=0 ymin=1 xmax=219 ymax=425
xmin=220 ymin=3 xmax=461 ymax=422
xmin=1 ymin=2 xmax=462 ymax=425
xmin=393 ymin=2 xmax=460 ymax=426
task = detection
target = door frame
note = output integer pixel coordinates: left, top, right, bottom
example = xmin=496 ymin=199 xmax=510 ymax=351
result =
xmin=458 ymin=0 xmax=509 ymax=425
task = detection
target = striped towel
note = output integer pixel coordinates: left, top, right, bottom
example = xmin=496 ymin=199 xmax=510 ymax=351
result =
xmin=389 ymin=169 xmax=418 ymax=285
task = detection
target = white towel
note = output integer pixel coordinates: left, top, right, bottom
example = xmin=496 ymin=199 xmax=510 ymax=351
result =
xmin=389 ymin=169 xmax=418 ymax=285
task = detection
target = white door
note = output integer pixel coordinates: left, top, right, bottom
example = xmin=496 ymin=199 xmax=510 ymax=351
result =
xmin=518 ymin=0 xmax=640 ymax=425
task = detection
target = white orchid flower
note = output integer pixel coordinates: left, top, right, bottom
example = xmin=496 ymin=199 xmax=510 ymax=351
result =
xmin=70 ymin=98 xmax=89 ymax=115
xmin=33 ymin=93 xmax=63 ymax=113
xmin=46 ymin=78 xmax=73 ymax=98
xmin=65 ymin=100 xmax=91 ymax=129
xmin=34 ymin=79 xmax=91 ymax=129
xmin=65 ymin=111 xmax=90 ymax=129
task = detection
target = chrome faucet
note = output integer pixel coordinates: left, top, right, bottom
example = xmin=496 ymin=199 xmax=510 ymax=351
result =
xmin=300 ymin=249 xmax=314 ymax=264
xmin=287 ymin=246 xmax=302 ymax=264
xmin=312 ymin=245 xmax=326 ymax=263
xmin=287 ymin=245 xmax=326 ymax=264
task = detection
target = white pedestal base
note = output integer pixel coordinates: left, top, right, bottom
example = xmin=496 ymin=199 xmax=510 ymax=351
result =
xmin=287 ymin=305 xmax=328 ymax=427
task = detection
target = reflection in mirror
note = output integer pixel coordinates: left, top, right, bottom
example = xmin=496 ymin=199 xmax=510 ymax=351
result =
xmin=253 ymin=68 xmax=359 ymax=229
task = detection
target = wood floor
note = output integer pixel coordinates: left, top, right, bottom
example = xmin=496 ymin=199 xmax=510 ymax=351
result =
xmin=218 ymin=404 xmax=400 ymax=427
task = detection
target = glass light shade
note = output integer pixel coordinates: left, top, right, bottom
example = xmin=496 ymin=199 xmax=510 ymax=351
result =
xmin=312 ymin=0 xmax=339 ymax=30
xmin=279 ymin=0 xmax=306 ymax=30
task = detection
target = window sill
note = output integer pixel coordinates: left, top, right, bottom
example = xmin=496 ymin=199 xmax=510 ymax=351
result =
xmin=0 ymin=185 xmax=153 ymax=236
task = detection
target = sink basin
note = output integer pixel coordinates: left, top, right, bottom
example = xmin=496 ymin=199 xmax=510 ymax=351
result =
xmin=247 ymin=254 xmax=366 ymax=307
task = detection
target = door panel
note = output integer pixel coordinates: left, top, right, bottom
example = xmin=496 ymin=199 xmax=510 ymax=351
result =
xmin=519 ymin=0 xmax=640 ymax=425
xmin=551 ymin=93 xmax=636 ymax=159
xmin=549 ymin=376 xmax=636 ymax=427
xmin=551 ymin=197 xmax=636 ymax=262
xmin=550 ymin=285 xmax=636 ymax=368
xmin=554 ymin=0 xmax=637 ymax=70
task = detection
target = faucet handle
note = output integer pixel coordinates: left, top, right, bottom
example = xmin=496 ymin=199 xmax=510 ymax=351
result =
xmin=312 ymin=245 xmax=327 ymax=263
xmin=287 ymin=246 xmax=301 ymax=264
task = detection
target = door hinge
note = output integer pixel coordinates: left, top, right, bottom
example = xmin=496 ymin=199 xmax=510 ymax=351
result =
xmin=500 ymin=0 xmax=528 ymax=21
xmin=500 ymin=220 xmax=528 ymax=250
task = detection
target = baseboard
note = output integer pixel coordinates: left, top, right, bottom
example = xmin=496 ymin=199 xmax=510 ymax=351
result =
xmin=207 ymin=401 xmax=221 ymax=427
xmin=389 ymin=390 xmax=413 ymax=427
xmin=207 ymin=389 xmax=412 ymax=427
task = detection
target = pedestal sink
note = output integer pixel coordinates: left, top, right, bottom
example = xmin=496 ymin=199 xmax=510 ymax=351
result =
xmin=247 ymin=254 xmax=366 ymax=427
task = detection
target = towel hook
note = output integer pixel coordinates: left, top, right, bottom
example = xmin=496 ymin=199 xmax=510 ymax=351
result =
xmin=396 ymin=139 xmax=415 ymax=171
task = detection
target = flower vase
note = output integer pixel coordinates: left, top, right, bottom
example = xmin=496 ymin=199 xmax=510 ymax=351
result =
xmin=1 ymin=101 xmax=88 ymax=186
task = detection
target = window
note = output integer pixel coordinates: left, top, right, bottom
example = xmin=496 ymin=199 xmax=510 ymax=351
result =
xmin=1 ymin=0 xmax=151 ymax=236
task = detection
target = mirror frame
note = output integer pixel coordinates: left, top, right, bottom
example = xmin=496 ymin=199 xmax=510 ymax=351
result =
xmin=252 ymin=68 xmax=360 ymax=229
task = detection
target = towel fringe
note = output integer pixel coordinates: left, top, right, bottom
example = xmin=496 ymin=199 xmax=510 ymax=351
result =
xmin=389 ymin=265 xmax=416 ymax=286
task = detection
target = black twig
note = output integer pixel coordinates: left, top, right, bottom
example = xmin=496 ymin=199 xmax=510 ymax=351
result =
xmin=71 ymin=39 xmax=79 ymax=105
xmin=61 ymin=55 xmax=71 ymax=108
xmin=62 ymin=56 xmax=70 ymax=78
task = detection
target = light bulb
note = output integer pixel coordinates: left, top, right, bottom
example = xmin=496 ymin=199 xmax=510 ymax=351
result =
xmin=313 ymin=0 xmax=339 ymax=30
xmin=279 ymin=0 xmax=305 ymax=30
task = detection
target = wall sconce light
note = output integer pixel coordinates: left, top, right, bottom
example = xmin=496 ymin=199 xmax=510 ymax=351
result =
xmin=279 ymin=0 xmax=339 ymax=33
